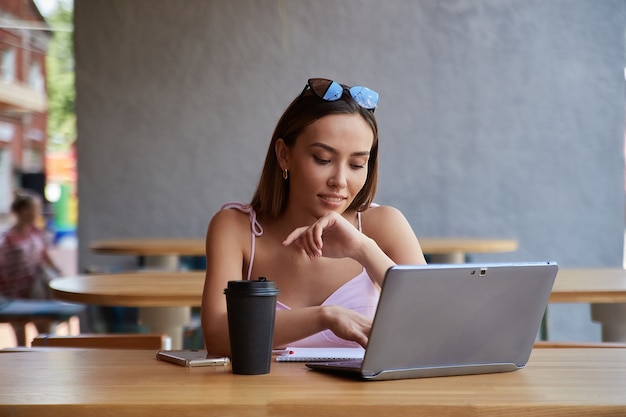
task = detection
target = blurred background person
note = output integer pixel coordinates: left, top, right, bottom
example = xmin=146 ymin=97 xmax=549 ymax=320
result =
xmin=0 ymin=192 xmax=63 ymax=345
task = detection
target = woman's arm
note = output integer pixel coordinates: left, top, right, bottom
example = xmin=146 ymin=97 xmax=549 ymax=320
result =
xmin=201 ymin=209 xmax=247 ymax=355
xmin=274 ymin=305 xmax=371 ymax=349
xmin=282 ymin=206 xmax=426 ymax=286
xmin=41 ymin=251 xmax=62 ymax=275
xmin=362 ymin=205 xmax=427 ymax=267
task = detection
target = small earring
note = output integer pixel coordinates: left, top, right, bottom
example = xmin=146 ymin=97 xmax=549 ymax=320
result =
xmin=282 ymin=169 xmax=289 ymax=180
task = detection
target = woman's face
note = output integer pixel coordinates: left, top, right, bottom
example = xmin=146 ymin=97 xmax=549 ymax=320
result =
xmin=279 ymin=113 xmax=374 ymax=218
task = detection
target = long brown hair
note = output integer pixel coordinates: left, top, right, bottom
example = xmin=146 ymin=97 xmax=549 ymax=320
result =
xmin=250 ymin=85 xmax=379 ymax=218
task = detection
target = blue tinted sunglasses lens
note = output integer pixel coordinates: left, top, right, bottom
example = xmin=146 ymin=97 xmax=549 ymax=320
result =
xmin=349 ymin=86 xmax=379 ymax=110
xmin=306 ymin=78 xmax=378 ymax=111
xmin=322 ymin=81 xmax=343 ymax=101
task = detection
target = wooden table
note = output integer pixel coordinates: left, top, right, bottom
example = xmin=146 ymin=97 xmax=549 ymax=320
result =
xmin=89 ymin=240 xmax=205 ymax=346
xmin=85 ymin=236 xmax=517 ymax=347
xmin=90 ymin=239 xmax=204 ymax=257
xmin=552 ymin=269 xmax=626 ymax=342
xmin=420 ymin=237 xmax=518 ymax=263
xmin=550 ymin=269 xmax=626 ymax=303
xmin=50 ymin=268 xmax=626 ymax=308
xmin=49 ymin=268 xmax=626 ymax=349
xmin=90 ymin=237 xmax=519 ymax=266
xmin=50 ymin=272 xmax=204 ymax=307
xmin=50 ymin=272 xmax=205 ymax=349
xmin=1 ymin=348 xmax=625 ymax=416
xmin=90 ymin=238 xmax=203 ymax=270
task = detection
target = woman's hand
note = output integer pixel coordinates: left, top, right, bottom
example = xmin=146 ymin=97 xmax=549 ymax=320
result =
xmin=320 ymin=305 xmax=372 ymax=348
xmin=282 ymin=211 xmax=366 ymax=260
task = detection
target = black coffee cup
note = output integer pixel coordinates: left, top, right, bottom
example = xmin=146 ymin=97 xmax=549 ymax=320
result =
xmin=224 ymin=278 xmax=279 ymax=375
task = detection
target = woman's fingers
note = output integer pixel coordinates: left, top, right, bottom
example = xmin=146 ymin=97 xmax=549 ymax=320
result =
xmin=283 ymin=227 xmax=318 ymax=259
xmin=347 ymin=322 xmax=369 ymax=348
xmin=312 ymin=216 xmax=332 ymax=250
xmin=283 ymin=226 xmax=308 ymax=246
xmin=309 ymin=219 xmax=330 ymax=256
xmin=323 ymin=305 xmax=372 ymax=348
xmin=283 ymin=215 xmax=337 ymax=259
xmin=355 ymin=333 xmax=368 ymax=349
xmin=354 ymin=316 xmax=371 ymax=348
xmin=304 ymin=232 xmax=320 ymax=258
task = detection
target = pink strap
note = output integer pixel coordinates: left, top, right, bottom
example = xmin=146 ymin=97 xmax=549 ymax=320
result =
xmin=221 ymin=202 xmax=264 ymax=280
xmin=358 ymin=203 xmax=379 ymax=232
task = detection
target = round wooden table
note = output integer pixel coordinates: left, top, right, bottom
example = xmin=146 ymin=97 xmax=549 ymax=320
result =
xmin=554 ymin=269 xmax=626 ymax=343
xmin=50 ymin=269 xmax=626 ymax=307
xmin=90 ymin=239 xmax=205 ymax=270
xmin=50 ymin=272 xmax=204 ymax=349
xmin=91 ymin=237 xmax=519 ymax=266
xmin=50 ymin=268 xmax=626 ymax=348
xmin=90 ymin=239 xmax=204 ymax=257
xmin=418 ymin=238 xmax=518 ymax=263
xmin=50 ymin=272 xmax=204 ymax=307
xmin=550 ymin=269 xmax=626 ymax=303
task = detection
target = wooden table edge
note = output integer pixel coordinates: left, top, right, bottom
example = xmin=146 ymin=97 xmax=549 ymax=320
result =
xmin=49 ymin=289 xmax=201 ymax=307
xmin=549 ymin=292 xmax=626 ymax=304
xmin=90 ymin=238 xmax=519 ymax=256
xmin=89 ymin=248 xmax=204 ymax=257
xmin=418 ymin=239 xmax=518 ymax=254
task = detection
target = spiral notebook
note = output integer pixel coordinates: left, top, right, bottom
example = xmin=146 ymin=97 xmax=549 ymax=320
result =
xmin=275 ymin=347 xmax=365 ymax=362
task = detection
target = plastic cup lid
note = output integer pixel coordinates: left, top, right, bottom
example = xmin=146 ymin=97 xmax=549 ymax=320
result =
xmin=224 ymin=278 xmax=279 ymax=296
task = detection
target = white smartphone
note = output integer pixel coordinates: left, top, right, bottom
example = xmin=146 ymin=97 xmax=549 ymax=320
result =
xmin=156 ymin=350 xmax=230 ymax=367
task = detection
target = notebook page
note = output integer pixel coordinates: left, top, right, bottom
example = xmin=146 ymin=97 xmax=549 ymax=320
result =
xmin=275 ymin=347 xmax=365 ymax=362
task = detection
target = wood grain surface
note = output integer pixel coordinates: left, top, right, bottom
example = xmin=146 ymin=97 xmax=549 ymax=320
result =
xmin=0 ymin=348 xmax=625 ymax=417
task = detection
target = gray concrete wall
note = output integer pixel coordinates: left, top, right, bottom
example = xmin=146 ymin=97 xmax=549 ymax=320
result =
xmin=75 ymin=0 xmax=625 ymax=340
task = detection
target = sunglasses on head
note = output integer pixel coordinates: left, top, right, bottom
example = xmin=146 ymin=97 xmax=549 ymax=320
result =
xmin=300 ymin=78 xmax=379 ymax=112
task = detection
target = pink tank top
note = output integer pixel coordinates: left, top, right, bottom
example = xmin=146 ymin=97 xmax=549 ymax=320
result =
xmin=221 ymin=202 xmax=380 ymax=347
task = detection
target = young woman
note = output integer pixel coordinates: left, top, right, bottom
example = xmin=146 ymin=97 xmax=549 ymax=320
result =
xmin=0 ymin=193 xmax=63 ymax=345
xmin=0 ymin=193 xmax=61 ymax=299
xmin=201 ymin=78 xmax=426 ymax=355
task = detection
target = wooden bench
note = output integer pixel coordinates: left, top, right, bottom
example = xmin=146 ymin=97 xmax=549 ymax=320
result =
xmin=32 ymin=333 xmax=170 ymax=349
xmin=0 ymin=299 xmax=85 ymax=345
xmin=0 ymin=299 xmax=85 ymax=321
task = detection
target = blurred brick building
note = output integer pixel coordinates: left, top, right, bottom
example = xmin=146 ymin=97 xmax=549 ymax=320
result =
xmin=0 ymin=0 xmax=49 ymax=214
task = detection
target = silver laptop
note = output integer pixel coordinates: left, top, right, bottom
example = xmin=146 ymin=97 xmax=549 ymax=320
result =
xmin=307 ymin=262 xmax=558 ymax=381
